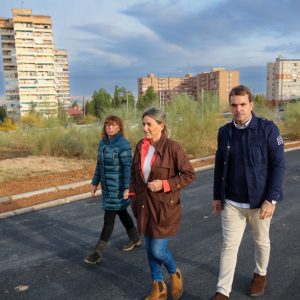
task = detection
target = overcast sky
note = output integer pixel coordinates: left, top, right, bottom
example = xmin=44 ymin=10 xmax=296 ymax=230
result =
xmin=1 ymin=0 xmax=300 ymax=97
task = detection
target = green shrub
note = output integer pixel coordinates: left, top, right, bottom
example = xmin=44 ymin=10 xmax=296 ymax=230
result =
xmin=21 ymin=113 xmax=44 ymax=128
xmin=165 ymin=93 xmax=223 ymax=157
xmin=282 ymin=102 xmax=300 ymax=139
xmin=4 ymin=95 xmax=297 ymax=160
xmin=0 ymin=118 xmax=17 ymax=131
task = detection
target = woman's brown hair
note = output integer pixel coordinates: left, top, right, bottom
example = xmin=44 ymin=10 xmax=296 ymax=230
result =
xmin=102 ymin=115 xmax=124 ymax=138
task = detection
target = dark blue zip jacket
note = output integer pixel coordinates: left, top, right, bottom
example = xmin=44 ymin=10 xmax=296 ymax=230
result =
xmin=92 ymin=132 xmax=132 ymax=210
xmin=213 ymin=113 xmax=285 ymax=209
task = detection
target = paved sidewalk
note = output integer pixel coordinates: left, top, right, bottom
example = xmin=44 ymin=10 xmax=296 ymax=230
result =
xmin=1 ymin=148 xmax=299 ymax=299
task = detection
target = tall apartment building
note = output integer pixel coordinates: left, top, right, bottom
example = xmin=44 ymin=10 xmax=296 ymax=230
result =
xmin=138 ymin=68 xmax=239 ymax=105
xmin=0 ymin=8 xmax=70 ymax=117
xmin=267 ymin=56 xmax=300 ymax=101
xmin=138 ymin=73 xmax=195 ymax=100
xmin=198 ymin=68 xmax=239 ymax=105
xmin=54 ymin=49 xmax=70 ymax=107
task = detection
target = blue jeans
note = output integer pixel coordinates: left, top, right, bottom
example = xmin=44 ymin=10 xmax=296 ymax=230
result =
xmin=144 ymin=235 xmax=177 ymax=281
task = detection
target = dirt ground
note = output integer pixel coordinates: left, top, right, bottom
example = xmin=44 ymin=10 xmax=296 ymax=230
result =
xmin=0 ymin=156 xmax=94 ymax=185
xmin=0 ymin=141 xmax=299 ymax=215
xmin=0 ymin=153 xmax=95 ymax=214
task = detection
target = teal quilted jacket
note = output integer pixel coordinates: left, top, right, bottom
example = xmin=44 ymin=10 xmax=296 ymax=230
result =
xmin=92 ymin=132 xmax=132 ymax=210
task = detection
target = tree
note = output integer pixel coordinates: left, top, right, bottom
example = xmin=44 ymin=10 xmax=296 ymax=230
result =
xmin=85 ymin=100 xmax=95 ymax=116
xmin=137 ymin=86 xmax=157 ymax=110
xmin=72 ymin=100 xmax=79 ymax=108
xmin=125 ymin=91 xmax=135 ymax=108
xmin=57 ymin=101 xmax=68 ymax=126
xmin=137 ymin=95 xmax=145 ymax=111
xmin=0 ymin=106 xmax=7 ymax=122
xmin=111 ymin=86 xmax=135 ymax=109
xmin=91 ymin=88 xmax=111 ymax=118
xmin=111 ymin=85 xmax=123 ymax=108
xmin=254 ymin=94 xmax=267 ymax=105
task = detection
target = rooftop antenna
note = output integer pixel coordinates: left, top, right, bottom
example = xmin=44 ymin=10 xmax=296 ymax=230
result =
xmin=21 ymin=0 xmax=24 ymax=8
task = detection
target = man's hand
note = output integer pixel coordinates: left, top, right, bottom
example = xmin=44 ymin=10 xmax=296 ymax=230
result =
xmin=91 ymin=184 xmax=98 ymax=198
xmin=123 ymin=188 xmax=129 ymax=200
xmin=212 ymin=200 xmax=222 ymax=215
xmin=147 ymin=179 xmax=163 ymax=192
xmin=259 ymin=200 xmax=276 ymax=220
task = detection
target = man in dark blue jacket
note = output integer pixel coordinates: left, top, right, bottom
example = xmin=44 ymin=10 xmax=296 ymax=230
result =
xmin=210 ymin=85 xmax=285 ymax=300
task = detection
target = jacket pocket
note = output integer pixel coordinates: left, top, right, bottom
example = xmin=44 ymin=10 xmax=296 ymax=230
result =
xmin=159 ymin=203 xmax=181 ymax=227
xmin=250 ymin=146 xmax=267 ymax=166
xmin=158 ymin=197 xmax=181 ymax=227
xmin=151 ymin=164 xmax=173 ymax=180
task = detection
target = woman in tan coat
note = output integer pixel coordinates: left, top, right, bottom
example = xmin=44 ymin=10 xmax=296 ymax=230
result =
xmin=129 ymin=107 xmax=196 ymax=300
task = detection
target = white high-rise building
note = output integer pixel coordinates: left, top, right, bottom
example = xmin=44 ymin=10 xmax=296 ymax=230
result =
xmin=267 ymin=55 xmax=300 ymax=101
xmin=54 ymin=49 xmax=70 ymax=108
xmin=0 ymin=8 xmax=70 ymax=116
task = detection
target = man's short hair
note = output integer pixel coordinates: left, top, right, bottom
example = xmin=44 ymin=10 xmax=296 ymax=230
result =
xmin=229 ymin=85 xmax=253 ymax=102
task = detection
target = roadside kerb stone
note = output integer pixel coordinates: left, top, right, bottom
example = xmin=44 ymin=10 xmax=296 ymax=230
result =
xmin=2 ymin=180 xmax=91 ymax=202
xmin=11 ymin=187 xmax=57 ymax=200
xmin=56 ymin=180 xmax=90 ymax=190
xmin=190 ymin=155 xmax=215 ymax=163
xmin=0 ymin=196 xmax=10 ymax=203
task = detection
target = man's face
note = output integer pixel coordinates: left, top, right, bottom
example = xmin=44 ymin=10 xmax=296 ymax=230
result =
xmin=229 ymin=94 xmax=253 ymax=125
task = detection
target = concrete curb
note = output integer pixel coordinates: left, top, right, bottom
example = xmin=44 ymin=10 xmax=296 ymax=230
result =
xmin=1 ymin=144 xmax=299 ymax=220
xmin=190 ymin=155 xmax=215 ymax=163
xmin=0 ymin=180 xmax=90 ymax=203
xmin=0 ymin=190 xmax=101 ymax=220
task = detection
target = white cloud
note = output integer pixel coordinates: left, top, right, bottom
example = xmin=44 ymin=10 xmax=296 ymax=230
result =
xmin=1 ymin=0 xmax=300 ymax=96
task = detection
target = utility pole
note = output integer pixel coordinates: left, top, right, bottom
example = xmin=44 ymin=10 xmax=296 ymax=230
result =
xmin=159 ymin=91 xmax=161 ymax=108
xmin=83 ymin=96 xmax=85 ymax=117
xmin=126 ymin=92 xmax=129 ymax=118
xmin=134 ymin=100 xmax=136 ymax=118
xmin=201 ymin=88 xmax=204 ymax=121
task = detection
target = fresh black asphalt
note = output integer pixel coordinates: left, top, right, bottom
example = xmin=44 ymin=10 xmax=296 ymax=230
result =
xmin=0 ymin=149 xmax=299 ymax=300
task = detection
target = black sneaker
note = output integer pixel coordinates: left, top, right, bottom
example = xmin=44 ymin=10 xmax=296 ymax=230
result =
xmin=84 ymin=251 xmax=101 ymax=264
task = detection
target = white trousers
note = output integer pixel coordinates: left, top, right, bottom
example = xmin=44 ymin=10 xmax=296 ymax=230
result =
xmin=217 ymin=202 xmax=271 ymax=297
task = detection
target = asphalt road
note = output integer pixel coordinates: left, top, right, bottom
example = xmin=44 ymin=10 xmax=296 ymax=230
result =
xmin=0 ymin=149 xmax=299 ymax=300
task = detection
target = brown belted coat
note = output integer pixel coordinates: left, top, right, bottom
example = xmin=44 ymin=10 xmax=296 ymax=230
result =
xmin=129 ymin=133 xmax=196 ymax=238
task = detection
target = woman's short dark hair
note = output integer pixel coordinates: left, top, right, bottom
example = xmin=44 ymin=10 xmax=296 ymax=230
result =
xmin=102 ymin=115 xmax=124 ymax=138
xmin=142 ymin=107 xmax=168 ymax=136
xmin=229 ymin=85 xmax=253 ymax=103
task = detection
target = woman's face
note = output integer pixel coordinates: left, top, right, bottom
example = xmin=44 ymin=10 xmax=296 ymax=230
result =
xmin=105 ymin=122 xmax=120 ymax=138
xmin=142 ymin=115 xmax=164 ymax=142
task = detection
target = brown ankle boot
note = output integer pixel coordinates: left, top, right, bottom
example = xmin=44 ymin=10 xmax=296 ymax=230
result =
xmin=249 ymin=273 xmax=266 ymax=297
xmin=170 ymin=268 xmax=183 ymax=300
xmin=144 ymin=281 xmax=167 ymax=300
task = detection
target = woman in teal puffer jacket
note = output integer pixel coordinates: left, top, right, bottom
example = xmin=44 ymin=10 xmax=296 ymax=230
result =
xmin=84 ymin=115 xmax=141 ymax=265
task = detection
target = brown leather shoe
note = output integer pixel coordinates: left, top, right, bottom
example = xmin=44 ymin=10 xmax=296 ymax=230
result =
xmin=210 ymin=292 xmax=229 ymax=300
xmin=170 ymin=268 xmax=183 ymax=300
xmin=144 ymin=281 xmax=167 ymax=300
xmin=249 ymin=273 xmax=266 ymax=297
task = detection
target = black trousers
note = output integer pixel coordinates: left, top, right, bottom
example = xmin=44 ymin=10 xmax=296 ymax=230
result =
xmin=100 ymin=208 xmax=134 ymax=242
